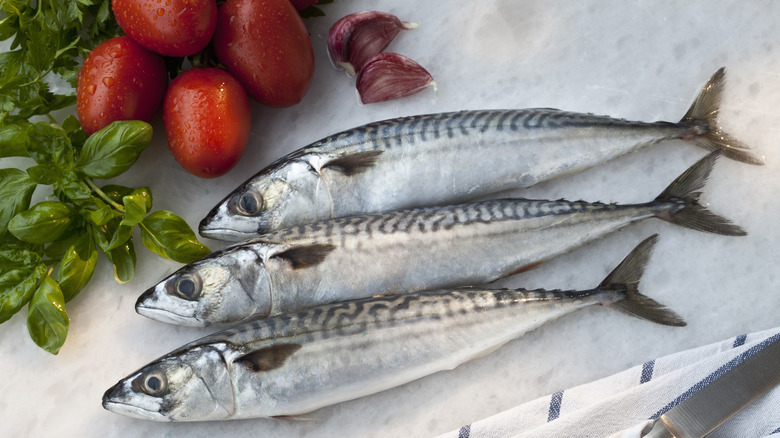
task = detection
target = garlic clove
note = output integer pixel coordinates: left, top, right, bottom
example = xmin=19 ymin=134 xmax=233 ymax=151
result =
xmin=356 ymin=52 xmax=436 ymax=104
xmin=328 ymin=11 xmax=418 ymax=76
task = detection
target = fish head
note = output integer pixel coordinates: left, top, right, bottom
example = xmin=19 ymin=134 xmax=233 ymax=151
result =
xmin=199 ymin=161 xmax=328 ymax=241
xmin=136 ymin=247 xmax=272 ymax=326
xmin=103 ymin=345 xmax=235 ymax=421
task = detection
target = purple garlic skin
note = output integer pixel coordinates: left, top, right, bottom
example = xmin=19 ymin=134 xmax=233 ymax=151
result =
xmin=328 ymin=11 xmax=418 ymax=76
xmin=356 ymin=52 xmax=435 ymax=104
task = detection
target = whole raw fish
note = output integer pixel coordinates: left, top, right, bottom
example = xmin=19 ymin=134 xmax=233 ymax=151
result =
xmin=199 ymin=68 xmax=762 ymax=241
xmin=105 ymin=234 xmax=684 ymax=421
xmin=137 ymin=152 xmax=742 ymax=327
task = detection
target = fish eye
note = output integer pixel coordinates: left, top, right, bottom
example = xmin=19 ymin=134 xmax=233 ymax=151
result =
xmin=132 ymin=368 xmax=168 ymax=397
xmin=174 ymin=273 xmax=202 ymax=301
xmin=233 ymin=190 xmax=262 ymax=216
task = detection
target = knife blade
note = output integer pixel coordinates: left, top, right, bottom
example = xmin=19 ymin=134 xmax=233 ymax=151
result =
xmin=642 ymin=334 xmax=780 ymax=438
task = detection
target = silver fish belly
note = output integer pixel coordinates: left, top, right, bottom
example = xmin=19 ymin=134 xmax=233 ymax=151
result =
xmin=137 ymin=152 xmax=743 ymax=327
xmin=199 ymin=68 xmax=762 ymax=241
xmin=105 ymin=235 xmax=685 ymax=421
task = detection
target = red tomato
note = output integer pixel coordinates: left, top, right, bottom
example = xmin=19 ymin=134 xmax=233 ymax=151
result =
xmin=213 ymin=0 xmax=315 ymax=107
xmin=112 ymin=0 xmax=217 ymax=57
xmin=77 ymin=36 xmax=168 ymax=135
xmin=163 ymin=68 xmax=251 ymax=178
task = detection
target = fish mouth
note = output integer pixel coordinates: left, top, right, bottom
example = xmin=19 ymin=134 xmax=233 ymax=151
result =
xmin=102 ymin=399 xmax=169 ymax=422
xmin=102 ymin=383 xmax=169 ymax=421
xmin=135 ymin=288 xmax=206 ymax=327
xmin=197 ymin=224 xmax=257 ymax=242
xmin=135 ymin=303 xmax=207 ymax=327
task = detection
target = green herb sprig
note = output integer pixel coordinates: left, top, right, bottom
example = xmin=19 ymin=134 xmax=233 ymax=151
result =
xmin=0 ymin=0 xmax=120 ymax=125
xmin=1 ymin=119 xmax=210 ymax=354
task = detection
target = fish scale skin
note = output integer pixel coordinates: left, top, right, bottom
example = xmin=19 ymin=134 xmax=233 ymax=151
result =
xmin=304 ymin=109 xmax=678 ymax=155
xmin=189 ymin=288 xmax=607 ymax=351
xmin=232 ymin=198 xmax=671 ymax=322
xmin=186 ymin=288 xmax=610 ymax=418
xmin=259 ymin=197 xmax=660 ymax=244
xmin=199 ymin=107 xmax=696 ymax=240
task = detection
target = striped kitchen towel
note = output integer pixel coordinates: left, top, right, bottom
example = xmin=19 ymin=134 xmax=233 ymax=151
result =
xmin=436 ymin=328 xmax=780 ymax=438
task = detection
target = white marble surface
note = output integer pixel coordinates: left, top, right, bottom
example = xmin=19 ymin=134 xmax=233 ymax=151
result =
xmin=2 ymin=1 xmax=780 ymax=436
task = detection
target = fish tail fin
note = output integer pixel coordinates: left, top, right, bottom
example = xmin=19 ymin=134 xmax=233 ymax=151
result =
xmin=655 ymin=151 xmax=747 ymax=236
xmin=599 ymin=234 xmax=686 ymax=327
xmin=680 ymin=67 xmax=764 ymax=165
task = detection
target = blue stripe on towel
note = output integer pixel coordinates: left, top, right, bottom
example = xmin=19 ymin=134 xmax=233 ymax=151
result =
xmin=772 ymin=426 xmax=780 ymax=434
xmin=547 ymin=391 xmax=563 ymax=422
xmin=458 ymin=424 xmax=471 ymax=438
xmin=651 ymin=333 xmax=780 ymax=419
xmin=640 ymin=360 xmax=655 ymax=384
xmin=733 ymin=334 xmax=747 ymax=348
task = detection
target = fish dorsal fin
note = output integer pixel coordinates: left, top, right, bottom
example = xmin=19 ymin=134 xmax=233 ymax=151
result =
xmin=598 ymin=234 xmax=658 ymax=289
xmin=236 ymin=344 xmax=302 ymax=372
xmin=323 ymin=150 xmax=384 ymax=176
xmin=273 ymin=243 xmax=337 ymax=269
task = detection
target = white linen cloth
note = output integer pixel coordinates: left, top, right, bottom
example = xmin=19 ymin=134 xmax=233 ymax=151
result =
xmin=436 ymin=328 xmax=780 ymax=438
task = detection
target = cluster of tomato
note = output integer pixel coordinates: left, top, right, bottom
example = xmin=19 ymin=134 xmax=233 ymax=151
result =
xmin=77 ymin=0 xmax=315 ymax=178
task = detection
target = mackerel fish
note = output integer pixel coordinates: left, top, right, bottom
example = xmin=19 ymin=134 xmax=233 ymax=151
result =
xmin=199 ymin=68 xmax=762 ymax=241
xmin=137 ymin=152 xmax=743 ymax=327
xmin=106 ymin=235 xmax=684 ymax=421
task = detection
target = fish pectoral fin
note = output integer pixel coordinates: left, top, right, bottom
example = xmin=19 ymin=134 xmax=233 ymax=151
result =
xmin=236 ymin=344 xmax=302 ymax=373
xmin=322 ymin=150 xmax=384 ymax=176
xmin=273 ymin=243 xmax=337 ymax=269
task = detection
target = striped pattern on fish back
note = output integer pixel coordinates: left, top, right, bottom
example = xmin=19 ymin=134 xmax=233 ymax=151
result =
xmin=196 ymin=288 xmax=600 ymax=348
xmin=301 ymin=109 xmax=677 ymax=155
xmin=260 ymin=198 xmax=625 ymax=243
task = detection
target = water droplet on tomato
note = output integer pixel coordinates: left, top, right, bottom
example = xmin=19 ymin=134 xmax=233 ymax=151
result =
xmin=171 ymin=18 xmax=177 ymax=26
xmin=86 ymin=84 xmax=96 ymax=95
xmin=102 ymin=77 xmax=115 ymax=88
xmin=110 ymin=51 xmax=123 ymax=58
xmin=99 ymin=112 xmax=107 ymax=119
xmin=157 ymin=8 xmax=164 ymax=15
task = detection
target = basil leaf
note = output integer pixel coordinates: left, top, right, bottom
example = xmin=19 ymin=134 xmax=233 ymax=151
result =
xmin=44 ymin=232 xmax=81 ymax=260
xmin=55 ymin=175 xmax=92 ymax=204
xmin=0 ymin=168 xmax=37 ymax=235
xmin=0 ymin=263 xmax=46 ymax=324
xmin=92 ymin=220 xmax=136 ymax=283
xmin=139 ymin=211 xmax=210 ymax=263
xmin=132 ymin=187 xmax=152 ymax=210
xmin=0 ymin=235 xmax=43 ymax=268
xmin=78 ymin=197 xmax=115 ymax=226
xmin=26 ymin=163 xmax=63 ymax=185
xmin=61 ymin=115 xmax=88 ymax=151
xmin=105 ymin=223 xmax=133 ymax=252
xmin=24 ymin=122 xmax=75 ymax=168
xmin=120 ymin=192 xmax=150 ymax=227
xmin=8 ymin=200 xmax=74 ymax=244
xmin=0 ymin=122 xmax=30 ymax=158
xmin=85 ymin=205 xmax=114 ymax=227
xmin=59 ymin=232 xmax=98 ymax=302
xmin=75 ymin=121 xmax=152 ymax=179
xmin=0 ymin=234 xmax=43 ymax=266
xmin=100 ymin=184 xmax=134 ymax=204
xmin=109 ymin=239 xmax=136 ymax=284
xmin=27 ymin=274 xmax=69 ymax=355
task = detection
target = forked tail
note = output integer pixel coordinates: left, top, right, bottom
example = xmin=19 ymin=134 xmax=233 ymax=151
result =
xmin=599 ymin=234 xmax=686 ymax=327
xmin=655 ymin=151 xmax=747 ymax=236
xmin=682 ymin=67 xmax=764 ymax=165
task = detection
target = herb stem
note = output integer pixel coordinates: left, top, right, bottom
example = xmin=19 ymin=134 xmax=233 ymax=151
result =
xmin=85 ymin=178 xmax=125 ymax=212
